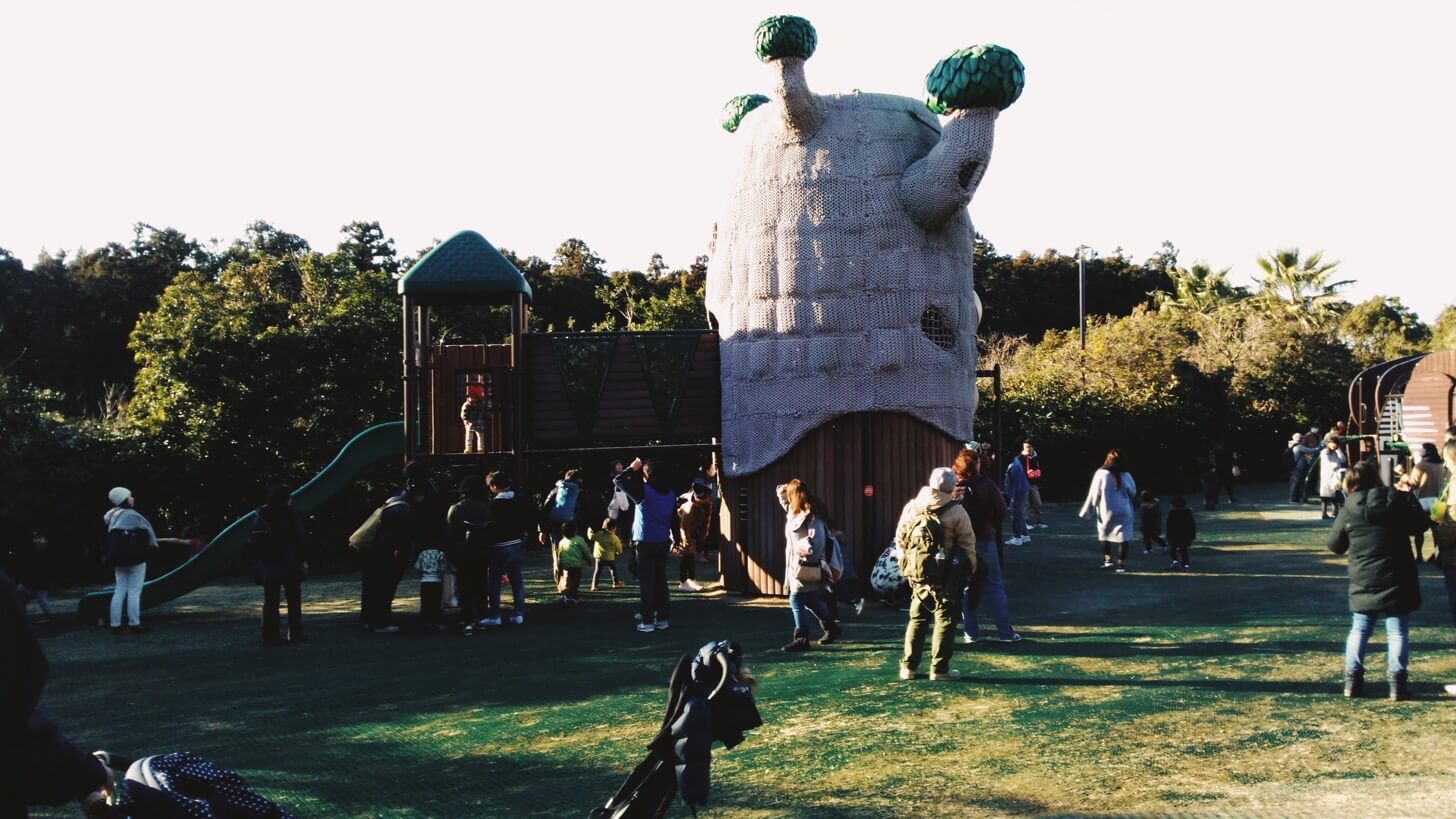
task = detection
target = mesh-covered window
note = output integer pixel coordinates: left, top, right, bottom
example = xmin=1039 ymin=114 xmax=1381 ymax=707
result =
xmin=921 ymin=304 xmax=956 ymax=351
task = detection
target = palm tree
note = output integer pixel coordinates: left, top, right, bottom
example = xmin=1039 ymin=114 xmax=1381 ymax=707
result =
xmin=1255 ymin=248 xmax=1353 ymax=328
xmin=1153 ymin=262 xmax=1244 ymax=316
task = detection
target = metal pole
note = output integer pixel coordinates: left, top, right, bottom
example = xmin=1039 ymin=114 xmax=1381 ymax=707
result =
xmin=1076 ymin=246 xmax=1087 ymax=351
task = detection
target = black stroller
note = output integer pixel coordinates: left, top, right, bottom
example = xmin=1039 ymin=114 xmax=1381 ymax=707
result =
xmin=87 ymin=751 xmax=294 ymax=819
xmin=590 ymin=640 xmax=762 ymax=818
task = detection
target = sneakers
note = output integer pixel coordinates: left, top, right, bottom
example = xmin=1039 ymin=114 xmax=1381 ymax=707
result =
xmin=1444 ymin=684 xmax=1456 ymax=696
xmin=1035 ymin=523 xmax=1049 ymax=529
xmin=479 ymin=616 xmax=501 ymax=626
xmin=633 ymin=612 xmax=643 ymax=621
xmin=898 ymin=667 xmax=915 ymax=680
xmin=654 ymin=620 xmax=670 ymax=630
xmin=636 ymin=622 xmax=656 ymax=633
xmin=1115 ymin=565 xmax=1127 ymax=574
xmin=1170 ymin=560 xmax=1182 ymax=570
xmin=998 ymin=633 xmax=1023 ymax=643
xmin=929 ymin=669 xmax=962 ymax=681
xmin=372 ymin=625 xmax=400 ymax=633
xmin=1101 ymin=560 xmax=1114 ymax=570
xmin=1143 ymin=547 xmax=1153 ymax=555
xmin=509 ymin=613 xmax=524 ymax=625
xmin=962 ymin=633 xmax=978 ymax=645
xmin=853 ymin=598 xmax=865 ymax=616
xmin=679 ymin=579 xmax=702 ymax=592
xmin=589 ymin=583 xmax=598 ymax=592
xmin=462 ymin=624 xmax=475 ymax=637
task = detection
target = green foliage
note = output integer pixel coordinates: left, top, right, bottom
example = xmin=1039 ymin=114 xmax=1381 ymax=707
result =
xmin=1153 ymin=262 xmax=1247 ymax=316
xmin=925 ymin=44 xmax=1025 ymax=114
xmin=754 ymin=15 xmax=816 ymax=62
xmin=1338 ymin=295 xmax=1431 ymax=367
xmin=1430 ymin=304 xmax=1456 ymax=351
xmin=1255 ymin=248 xmax=1352 ymax=329
xmin=722 ymin=93 xmax=770 ymax=133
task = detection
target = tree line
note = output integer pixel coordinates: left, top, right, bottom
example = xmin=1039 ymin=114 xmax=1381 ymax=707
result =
xmin=1 ymin=221 xmax=1451 ymax=579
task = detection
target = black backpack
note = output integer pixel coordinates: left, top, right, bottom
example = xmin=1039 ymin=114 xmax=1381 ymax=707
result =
xmin=105 ymin=528 xmax=151 ymax=567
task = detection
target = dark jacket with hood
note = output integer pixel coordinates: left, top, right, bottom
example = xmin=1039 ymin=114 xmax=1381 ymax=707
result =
xmin=248 ymin=504 xmax=308 ymax=585
xmin=1326 ymin=485 xmax=1425 ymax=614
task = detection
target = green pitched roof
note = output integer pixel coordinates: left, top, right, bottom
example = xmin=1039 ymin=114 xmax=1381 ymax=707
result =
xmin=397 ymin=230 xmax=532 ymax=303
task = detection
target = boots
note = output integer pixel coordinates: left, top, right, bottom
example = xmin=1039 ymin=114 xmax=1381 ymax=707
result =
xmin=1343 ymin=669 xmax=1363 ymax=698
xmin=817 ymin=621 xmax=842 ymax=646
xmin=1389 ymin=671 xmax=1410 ymax=702
xmin=781 ymin=628 xmax=810 ymax=651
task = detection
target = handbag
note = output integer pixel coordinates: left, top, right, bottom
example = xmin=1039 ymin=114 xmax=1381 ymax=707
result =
xmin=794 ymin=558 xmax=822 ymax=584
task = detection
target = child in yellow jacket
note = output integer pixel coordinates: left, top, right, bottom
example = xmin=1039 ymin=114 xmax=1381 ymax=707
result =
xmin=590 ymin=517 xmax=624 ymax=591
xmin=554 ymin=520 xmax=592 ymax=605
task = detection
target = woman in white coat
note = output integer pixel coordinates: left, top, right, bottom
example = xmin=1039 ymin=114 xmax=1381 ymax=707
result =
xmin=1079 ymin=449 xmax=1139 ymax=573
xmin=1317 ymin=437 xmax=1349 ymax=520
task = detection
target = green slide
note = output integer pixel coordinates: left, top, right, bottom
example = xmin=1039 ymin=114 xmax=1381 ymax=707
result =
xmin=78 ymin=421 xmax=404 ymax=622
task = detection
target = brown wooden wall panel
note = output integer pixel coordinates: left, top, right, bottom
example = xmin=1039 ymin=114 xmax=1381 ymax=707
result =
xmin=720 ymin=412 xmax=960 ymax=596
xmin=429 ymin=345 xmax=513 ymax=454
xmin=1402 ymin=350 xmax=1456 ymax=449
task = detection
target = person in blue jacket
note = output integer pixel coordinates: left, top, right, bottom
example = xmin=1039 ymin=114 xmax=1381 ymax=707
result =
xmin=1004 ymin=453 xmax=1031 ymax=546
xmin=615 ymin=458 xmax=681 ymax=633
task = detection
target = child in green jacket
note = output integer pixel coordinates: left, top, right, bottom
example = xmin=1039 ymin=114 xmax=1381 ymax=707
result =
xmin=590 ymin=518 xmax=624 ymax=591
xmin=555 ymin=520 xmax=592 ymax=605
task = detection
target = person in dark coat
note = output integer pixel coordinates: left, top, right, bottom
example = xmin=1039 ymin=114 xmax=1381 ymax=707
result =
xmin=362 ymin=476 xmax=430 ymax=634
xmin=249 ymin=485 xmax=309 ymax=646
xmin=1165 ymin=496 xmax=1196 ymax=570
xmin=482 ymin=471 xmax=535 ymax=626
xmin=446 ymin=475 xmax=492 ymax=635
xmin=1326 ymin=461 xmax=1428 ymax=701
xmin=1 ymin=570 xmax=113 ymax=818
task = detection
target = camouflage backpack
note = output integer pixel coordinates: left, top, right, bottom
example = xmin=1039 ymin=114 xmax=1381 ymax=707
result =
xmin=897 ymin=503 xmax=954 ymax=588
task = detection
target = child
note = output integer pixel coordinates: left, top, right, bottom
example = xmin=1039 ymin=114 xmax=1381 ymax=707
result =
xmin=1165 ymin=495 xmax=1196 ymax=570
xmin=555 ymin=520 xmax=591 ymax=605
xmin=590 ymin=517 xmax=624 ymax=591
xmin=415 ymin=545 xmax=453 ymax=630
xmin=460 ymin=386 xmax=486 ymax=454
xmin=1138 ymin=491 xmax=1167 ymax=555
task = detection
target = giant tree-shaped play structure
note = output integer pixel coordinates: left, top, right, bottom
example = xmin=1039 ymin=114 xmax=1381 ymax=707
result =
xmin=708 ymin=16 xmax=1023 ymax=592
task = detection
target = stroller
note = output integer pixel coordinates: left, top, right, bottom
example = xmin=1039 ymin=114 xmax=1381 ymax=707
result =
xmin=590 ymin=640 xmax=762 ymax=818
xmin=87 ymin=751 xmax=294 ymax=818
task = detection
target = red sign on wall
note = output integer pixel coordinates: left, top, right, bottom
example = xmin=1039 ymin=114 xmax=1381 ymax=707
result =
xmin=863 ymin=485 xmax=874 ymax=497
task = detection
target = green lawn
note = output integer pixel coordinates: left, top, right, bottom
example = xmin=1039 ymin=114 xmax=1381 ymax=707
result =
xmin=32 ymin=484 xmax=1456 ymax=817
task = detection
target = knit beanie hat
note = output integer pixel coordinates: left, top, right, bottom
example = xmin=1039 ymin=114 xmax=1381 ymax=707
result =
xmin=108 ymin=487 xmax=132 ymax=506
xmin=929 ymin=467 xmax=957 ymax=493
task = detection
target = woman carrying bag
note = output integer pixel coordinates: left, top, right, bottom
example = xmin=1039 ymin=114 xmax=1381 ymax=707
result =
xmin=776 ymin=479 xmax=838 ymax=651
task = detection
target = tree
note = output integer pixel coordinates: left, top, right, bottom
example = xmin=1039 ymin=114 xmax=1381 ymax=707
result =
xmin=1255 ymin=248 xmax=1352 ymax=329
xmin=1429 ymin=304 xmax=1456 ymax=351
xmin=1153 ymin=262 xmax=1246 ymax=316
xmin=1338 ymin=295 xmax=1431 ymax=366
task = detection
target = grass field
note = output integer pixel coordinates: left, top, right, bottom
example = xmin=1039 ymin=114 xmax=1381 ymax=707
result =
xmin=31 ymin=483 xmax=1456 ymax=817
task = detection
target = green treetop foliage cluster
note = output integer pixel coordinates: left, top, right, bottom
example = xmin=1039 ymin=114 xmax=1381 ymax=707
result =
xmin=0 ymin=222 xmax=1449 ymax=576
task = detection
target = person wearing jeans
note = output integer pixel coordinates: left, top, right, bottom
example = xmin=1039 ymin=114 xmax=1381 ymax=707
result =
xmin=482 ymin=471 xmax=532 ymax=626
xmin=954 ymin=446 xmax=1020 ymax=644
xmin=103 ymin=486 xmax=158 ymax=635
xmin=615 ymin=458 xmax=679 ymax=632
xmin=1327 ymin=461 xmax=1426 ymax=700
xmin=962 ymin=537 xmax=1019 ymax=642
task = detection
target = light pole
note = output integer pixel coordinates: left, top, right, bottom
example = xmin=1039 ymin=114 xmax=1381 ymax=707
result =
xmin=1075 ymin=245 xmax=1089 ymax=350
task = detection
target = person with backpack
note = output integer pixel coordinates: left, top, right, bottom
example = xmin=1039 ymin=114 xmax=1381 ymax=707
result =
xmin=247 ymin=484 xmax=309 ymax=646
xmin=615 ymin=458 xmax=681 ymax=633
xmin=103 ymin=487 xmax=159 ymax=637
xmin=953 ymin=446 xmax=1020 ymax=644
xmin=897 ymin=467 xmax=977 ymax=680
xmin=481 ymin=471 xmax=534 ymax=626
xmin=447 ymin=475 xmax=492 ymax=635
xmin=539 ymin=469 xmax=584 ymax=547
xmin=776 ymin=479 xmax=838 ymax=651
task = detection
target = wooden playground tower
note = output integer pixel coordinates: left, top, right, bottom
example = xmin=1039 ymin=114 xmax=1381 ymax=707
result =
xmin=398 ymin=230 xmax=1001 ymax=595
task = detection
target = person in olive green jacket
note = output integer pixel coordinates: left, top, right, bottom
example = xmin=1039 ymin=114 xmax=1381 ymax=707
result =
xmin=1326 ymin=461 xmax=1428 ymax=701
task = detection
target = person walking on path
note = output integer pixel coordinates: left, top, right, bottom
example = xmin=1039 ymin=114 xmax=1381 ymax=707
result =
xmin=482 ymin=471 xmax=533 ymax=626
xmin=1165 ymin=496 xmax=1196 ymax=570
xmin=1079 ymin=449 xmax=1139 ymax=573
xmin=248 ymin=485 xmax=309 ymax=646
xmin=1003 ymin=453 xmax=1030 ymax=546
xmin=898 ymin=467 xmax=977 ymax=680
xmin=103 ymin=487 xmax=159 ymax=636
xmin=1326 ymin=461 xmax=1428 ymax=700
xmin=1019 ymin=441 xmax=1047 ymax=529
xmin=446 ymin=475 xmax=492 ymax=635
xmin=954 ymin=447 xmax=1018 ymax=644
xmin=1288 ymin=433 xmax=1320 ymax=504
xmin=776 ymin=479 xmax=838 ymax=650
xmin=615 ymin=458 xmax=681 ymax=633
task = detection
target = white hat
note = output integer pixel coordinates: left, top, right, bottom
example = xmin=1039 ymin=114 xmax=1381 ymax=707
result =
xmin=929 ymin=467 xmax=957 ymax=492
xmin=108 ymin=487 xmax=133 ymax=506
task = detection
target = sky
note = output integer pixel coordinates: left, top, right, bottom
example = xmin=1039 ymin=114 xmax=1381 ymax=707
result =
xmin=2 ymin=1 xmax=1453 ymax=319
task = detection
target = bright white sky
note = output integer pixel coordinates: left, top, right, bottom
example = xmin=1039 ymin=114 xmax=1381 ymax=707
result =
xmin=2 ymin=1 xmax=1452 ymax=318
